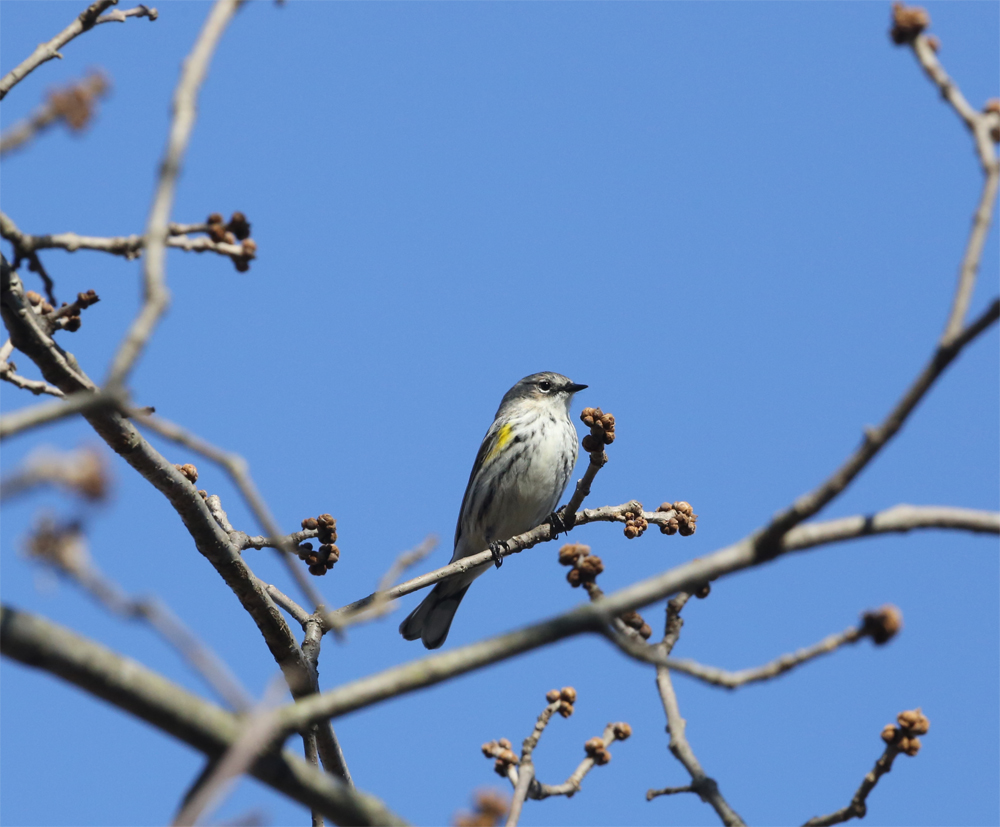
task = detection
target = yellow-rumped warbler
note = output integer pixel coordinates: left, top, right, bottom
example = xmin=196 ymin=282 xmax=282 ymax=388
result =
xmin=400 ymin=372 xmax=587 ymax=649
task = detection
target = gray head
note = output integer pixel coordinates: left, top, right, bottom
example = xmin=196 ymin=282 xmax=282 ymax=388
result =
xmin=496 ymin=372 xmax=587 ymax=416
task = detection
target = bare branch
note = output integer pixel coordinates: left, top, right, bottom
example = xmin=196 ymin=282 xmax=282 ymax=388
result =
xmin=94 ymin=4 xmax=157 ymax=25
xmin=0 ymin=360 xmax=65 ymax=398
xmin=338 ymin=536 xmax=438 ymax=627
xmin=907 ymin=33 xmax=997 ymax=172
xmin=276 ymin=501 xmax=996 ymax=734
xmin=0 ymin=388 xmax=121 ymax=440
xmin=330 ymin=500 xmax=684 ymax=626
xmin=900 ymin=30 xmax=1000 ymax=343
xmin=606 ymin=621 xmax=871 ymax=689
xmin=757 ymin=298 xmax=999 ymax=551
xmin=105 ymin=0 xmax=242 ymax=387
xmin=172 ymin=676 xmax=286 ymax=826
xmin=263 ymin=581 xmax=311 ymax=627
xmin=0 ymin=605 xmax=404 ymax=826
xmin=0 ymin=1 xmax=155 ymax=101
xmin=1 ymin=263 xmax=319 ymax=700
xmin=74 ymin=564 xmax=254 ymax=712
xmin=803 ymin=709 xmax=930 ymax=826
xmin=128 ymin=409 xmax=331 ymax=616
xmin=654 ymin=664 xmax=745 ymax=826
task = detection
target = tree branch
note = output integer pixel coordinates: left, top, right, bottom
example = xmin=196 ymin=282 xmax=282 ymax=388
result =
xmin=0 ymin=1 xmax=156 ymax=101
xmin=0 ymin=211 xmax=252 ymax=262
xmin=330 ymin=500 xmax=683 ymax=627
xmin=757 ymin=298 xmax=999 ymax=551
xmin=104 ymin=0 xmax=242 ymax=387
xmin=802 ymin=709 xmax=930 ymax=826
xmin=0 ymin=386 xmax=121 ymax=440
xmin=0 ymin=605 xmax=403 ymax=826
xmin=1 ymin=260 xmax=318 ymax=704
xmin=275 ymin=502 xmax=996 ymax=734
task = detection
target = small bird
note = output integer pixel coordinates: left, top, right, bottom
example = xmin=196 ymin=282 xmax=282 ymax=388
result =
xmin=399 ymin=372 xmax=587 ymax=649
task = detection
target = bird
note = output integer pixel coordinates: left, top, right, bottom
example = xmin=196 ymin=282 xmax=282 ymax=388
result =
xmin=399 ymin=371 xmax=587 ymax=649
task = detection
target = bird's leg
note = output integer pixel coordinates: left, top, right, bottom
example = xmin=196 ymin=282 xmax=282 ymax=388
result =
xmin=489 ymin=540 xmax=508 ymax=569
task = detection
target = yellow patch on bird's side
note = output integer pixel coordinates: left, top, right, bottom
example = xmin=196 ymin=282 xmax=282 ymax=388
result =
xmin=485 ymin=423 xmax=513 ymax=463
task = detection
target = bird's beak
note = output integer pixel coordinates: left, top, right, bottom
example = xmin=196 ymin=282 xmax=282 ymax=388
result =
xmin=566 ymin=382 xmax=588 ymax=393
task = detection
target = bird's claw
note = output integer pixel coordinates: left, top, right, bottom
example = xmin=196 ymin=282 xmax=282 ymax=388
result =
xmin=547 ymin=510 xmax=569 ymax=539
xmin=489 ymin=540 xmax=507 ymax=569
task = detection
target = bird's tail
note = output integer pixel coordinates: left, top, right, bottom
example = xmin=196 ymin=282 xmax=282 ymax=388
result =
xmin=399 ymin=579 xmax=472 ymax=649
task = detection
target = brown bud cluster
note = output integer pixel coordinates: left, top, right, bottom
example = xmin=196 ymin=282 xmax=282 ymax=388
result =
xmin=558 ymin=543 xmax=604 ymax=591
xmin=26 ymin=290 xmax=55 ymax=314
xmin=75 ymin=289 xmax=100 ymax=309
xmin=881 ymin=708 xmax=929 ymax=757
xmin=580 ymin=407 xmax=615 ymax=454
xmin=612 ymin=722 xmax=632 ymax=741
xmin=897 ymin=708 xmax=930 ymax=735
xmin=58 ymin=289 xmax=100 ymax=332
xmin=297 ymin=513 xmax=339 ymax=575
xmin=482 ymin=738 xmax=518 ymax=777
xmin=656 ymin=501 xmax=698 ymax=536
xmin=545 ymin=685 xmax=576 ymax=717
xmin=46 ymin=71 xmax=110 ymax=133
xmin=890 ymin=2 xmax=930 ymax=45
xmin=985 ymin=100 xmax=1000 ymax=143
xmin=584 ymin=736 xmax=611 ymax=765
xmin=206 ymin=212 xmax=256 ymax=272
xmin=25 ymin=516 xmax=90 ymax=577
xmin=623 ymin=510 xmax=648 ymax=539
xmin=861 ymin=604 xmax=903 ymax=645
xmin=174 ymin=463 xmax=198 ymax=484
xmin=453 ymin=789 xmax=510 ymax=827
xmin=619 ymin=610 xmax=652 ymax=640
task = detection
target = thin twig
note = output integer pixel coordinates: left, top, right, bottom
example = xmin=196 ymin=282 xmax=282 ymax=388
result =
xmin=94 ymin=4 xmax=157 ymax=25
xmin=263 ymin=581 xmax=311 ymax=627
xmin=302 ymin=730 xmax=324 ymax=827
xmin=605 ymin=622 xmax=868 ymax=689
xmin=906 ymin=30 xmax=1000 ymax=345
xmin=529 ymin=722 xmax=627 ymax=799
xmin=560 ymin=447 xmax=607 ymax=528
xmin=76 ymin=567 xmax=253 ymax=711
xmin=330 ymin=500 xmax=675 ymax=626
xmin=104 ymin=0 xmax=242 ymax=388
xmin=0 ymin=360 xmax=65 ymax=397
xmin=0 ymin=1 xmax=147 ymax=101
xmin=338 ymin=536 xmax=438 ymax=627
xmin=172 ymin=674 xmax=286 ymax=826
xmin=0 ymin=388 xmax=122 ymax=440
xmin=653 ymin=602 xmax=745 ymax=826
xmin=1 ymin=262 xmax=322 ymax=713
xmin=908 ymin=34 xmax=997 ymax=172
xmin=756 ymin=298 xmax=999 ymax=553
xmin=127 ymin=409 xmax=330 ymax=615
xmin=1 ymin=226 xmax=249 ymax=261
xmin=802 ymin=718 xmax=928 ymax=826
xmin=330 ymin=496 xmax=997 ymax=629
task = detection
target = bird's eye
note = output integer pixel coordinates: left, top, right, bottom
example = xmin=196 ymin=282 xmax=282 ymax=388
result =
xmin=538 ymin=380 xmax=552 ymax=392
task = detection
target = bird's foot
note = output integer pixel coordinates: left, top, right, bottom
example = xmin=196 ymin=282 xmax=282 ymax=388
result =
xmin=547 ymin=510 xmax=570 ymax=539
xmin=489 ymin=540 xmax=508 ymax=569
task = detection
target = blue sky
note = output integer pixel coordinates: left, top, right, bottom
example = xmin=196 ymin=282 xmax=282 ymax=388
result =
xmin=1 ymin=2 xmax=997 ymax=826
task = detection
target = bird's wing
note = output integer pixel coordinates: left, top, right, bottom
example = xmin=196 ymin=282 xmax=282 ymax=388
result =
xmin=452 ymin=418 xmax=514 ymax=555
